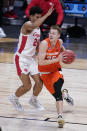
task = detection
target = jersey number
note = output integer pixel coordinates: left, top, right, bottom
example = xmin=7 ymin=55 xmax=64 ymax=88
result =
xmin=33 ymin=38 xmax=38 ymax=46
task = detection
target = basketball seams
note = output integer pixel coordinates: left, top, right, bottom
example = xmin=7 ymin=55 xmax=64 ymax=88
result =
xmin=61 ymin=50 xmax=75 ymax=64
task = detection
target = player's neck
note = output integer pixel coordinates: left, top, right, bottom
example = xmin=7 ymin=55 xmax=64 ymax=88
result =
xmin=50 ymin=40 xmax=57 ymax=48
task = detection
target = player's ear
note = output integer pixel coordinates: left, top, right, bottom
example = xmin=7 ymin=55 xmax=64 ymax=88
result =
xmin=57 ymin=34 xmax=60 ymax=39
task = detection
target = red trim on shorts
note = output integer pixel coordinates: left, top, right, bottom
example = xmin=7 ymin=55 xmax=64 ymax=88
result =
xmin=15 ymin=55 xmax=21 ymax=76
xmin=18 ymin=35 xmax=27 ymax=54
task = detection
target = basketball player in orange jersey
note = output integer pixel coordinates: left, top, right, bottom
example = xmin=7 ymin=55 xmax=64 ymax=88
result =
xmin=9 ymin=6 xmax=54 ymax=111
xmin=38 ymin=25 xmax=72 ymax=128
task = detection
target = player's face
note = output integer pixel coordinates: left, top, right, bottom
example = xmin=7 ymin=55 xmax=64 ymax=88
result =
xmin=49 ymin=29 xmax=60 ymax=42
xmin=30 ymin=14 xmax=42 ymax=22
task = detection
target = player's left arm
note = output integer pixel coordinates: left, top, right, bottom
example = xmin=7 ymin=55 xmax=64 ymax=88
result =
xmin=59 ymin=39 xmax=66 ymax=52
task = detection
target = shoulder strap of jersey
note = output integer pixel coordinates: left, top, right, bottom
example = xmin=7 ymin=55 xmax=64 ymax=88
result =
xmin=45 ymin=38 xmax=51 ymax=48
xmin=56 ymin=39 xmax=61 ymax=52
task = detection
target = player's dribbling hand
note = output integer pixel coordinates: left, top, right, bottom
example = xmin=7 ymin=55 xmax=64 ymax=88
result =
xmin=57 ymin=53 xmax=63 ymax=62
xmin=47 ymin=6 xmax=54 ymax=16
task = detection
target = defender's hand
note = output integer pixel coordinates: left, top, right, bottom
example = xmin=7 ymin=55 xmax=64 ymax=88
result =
xmin=47 ymin=6 xmax=54 ymax=16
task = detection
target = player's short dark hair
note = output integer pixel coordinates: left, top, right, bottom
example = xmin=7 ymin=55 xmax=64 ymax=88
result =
xmin=29 ymin=6 xmax=43 ymax=16
xmin=50 ymin=25 xmax=62 ymax=34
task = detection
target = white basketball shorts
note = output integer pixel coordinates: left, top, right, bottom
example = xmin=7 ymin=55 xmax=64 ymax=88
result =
xmin=15 ymin=54 xmax=39 ymax=76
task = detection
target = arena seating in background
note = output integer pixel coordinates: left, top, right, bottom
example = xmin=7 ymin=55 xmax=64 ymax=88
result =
xmin=64 ymin=0 xmax=87 ymax=37
xmin=2 ymin=0 xmax=28 ymax=25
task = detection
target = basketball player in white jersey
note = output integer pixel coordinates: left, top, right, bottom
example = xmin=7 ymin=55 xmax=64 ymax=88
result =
xmin=9 ymin=6 xmax=54 ymax=111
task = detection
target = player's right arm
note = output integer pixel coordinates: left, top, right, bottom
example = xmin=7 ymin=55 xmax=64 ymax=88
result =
xmin=38 ymin=40 xmax=62 ymax=65
xmin=23 ymin=6 xmax=54 ymax=33
xmin=59 ymin=39 xmax=66 ymax=52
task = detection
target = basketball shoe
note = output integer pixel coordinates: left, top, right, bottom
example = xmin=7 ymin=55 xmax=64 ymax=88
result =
xmin=9 ymin=94 xmax=23 ymax=111
xmin=29 ymin=98 xmax=44 ymax=111
xmin=58 ymin=115 xmax=65 ymax=128
xmin=62 ymin=89 xmax=74 ymax=105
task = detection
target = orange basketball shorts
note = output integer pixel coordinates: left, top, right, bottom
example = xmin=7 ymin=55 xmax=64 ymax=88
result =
xmin=40 ymin=70 xmax=64 ymax=94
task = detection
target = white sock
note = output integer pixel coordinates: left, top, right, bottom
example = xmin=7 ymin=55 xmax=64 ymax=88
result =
xmin=58 ymin=114 xmax=62 ymax=117
xmin=13 ymin=93 xmax=19 ymax=99
xmin=31 ymin=94 xmax=37 ymax=100
xmin=9 ymin=6 xmax=14 ymax=11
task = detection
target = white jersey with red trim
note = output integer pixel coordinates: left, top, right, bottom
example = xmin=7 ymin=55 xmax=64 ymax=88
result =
xmin=16 ymin=24 xmax=40 ymax=59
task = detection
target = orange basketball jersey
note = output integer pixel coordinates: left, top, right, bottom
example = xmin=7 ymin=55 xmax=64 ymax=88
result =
xmin=38 ymin=38 xmax=62 ymax=72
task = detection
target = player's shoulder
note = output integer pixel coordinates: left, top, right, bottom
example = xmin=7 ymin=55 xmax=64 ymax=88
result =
xmin=23 ymin=21 xmax=32 ymax=26
xmin=40 ymin=39 xmax=48 ymax=48
xmin=21 ymin=21 xmax=31 ymax=29
xmin=41 ymin=39 xmax=48 ymax=45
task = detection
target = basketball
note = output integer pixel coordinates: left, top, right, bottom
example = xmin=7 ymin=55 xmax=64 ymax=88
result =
xmin=61 ymin=50 xmax=75 ymax=64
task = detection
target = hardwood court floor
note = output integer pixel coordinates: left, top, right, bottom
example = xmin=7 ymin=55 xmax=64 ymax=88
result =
xmin=0 ymin=38 xmax=87 ymax=131
xmin=0 ymin=63 xmax=87 ymax=131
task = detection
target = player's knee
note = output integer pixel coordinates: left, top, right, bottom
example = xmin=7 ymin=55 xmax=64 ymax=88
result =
xmin=53 ymin=78 xmax=64 ymax=101
xmin=24 ymin=83 xmax=32 ymax=91
xmin=54 ymin=78 xmax=64 ymax=89
xmin=53 ymin=92 xmax=63 ymax=101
